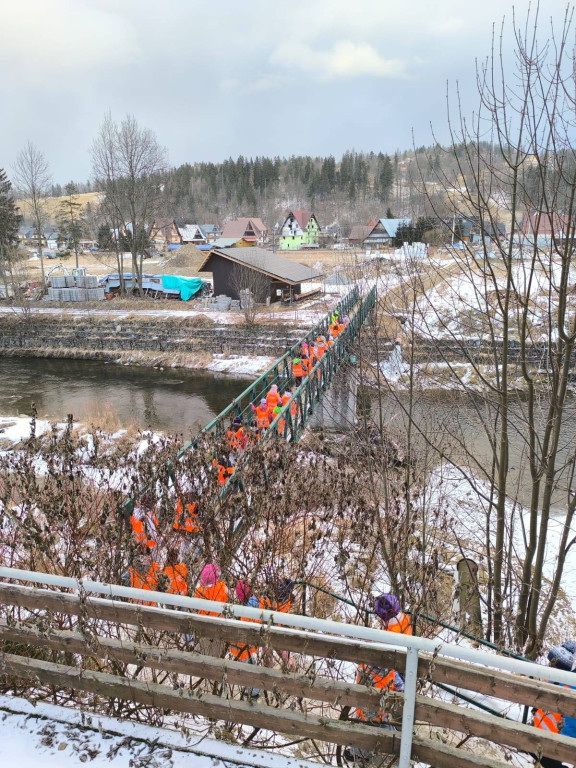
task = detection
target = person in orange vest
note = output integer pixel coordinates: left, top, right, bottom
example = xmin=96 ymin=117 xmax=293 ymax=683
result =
xmin=271 ymin=404 xmax=284 ymax=435
xmin=374 ymin=593 xmax=412 ymax=635
xmin=251 ymin=398 xmax=270 ymax=432
xmin=173 ymin=497 xmax=199 ymax=535
xmin=530 ymin=643 xmax=575 ymax=768
xmin=344 ymin=594 xmax=407 ymax=763
xmin=194 ymin=563 xmax=227 ymax=616
xmin=292 ymin=357 xmax=304 ymax=386
xmin=212 ymin=456 xmax=234 ymax=486
xmin=130 ymin=505 xmax=158 ymax=551
xmin=226 ymin=415 xmax=248 ymax=453
xmin=266 ymin=384 xmax=281 ymax=420
xmin=329 ymin=320 xmax=340 ymax=338
xmin=162 ymin=549 xmax=188 ymax=596
xmin=228 ymin=580 xmax=261 ymax=698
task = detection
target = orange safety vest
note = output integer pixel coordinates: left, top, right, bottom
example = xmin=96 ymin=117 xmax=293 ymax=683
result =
xmin=316 ymin=342 xmax=327 ymax=359
xmin=130 ymin=514 xmax=157 ymax=549
xmin=292 ymin=360 xmax=304 ymax=378
xmin=226 ymin=426 xmax=247 ymax=451
xmin=355 ymin=665 xmax=396 ymax=722
xmin=386 ymin=612 xmax=412 ymax=635
xmin=195 ymin=581 xmax=228 ymax=616
xmin=173 ymin=498 xmax=199 ymax=534
xmin=129 ymin=567 xmax=151 ymax=593
xmin=255 ymin=404 xmax=269 ymax=429
xmin=229 ymin=613 xmax=258 ymax=661
xmin=533 ymin=708 xmax=562 ymax=733
xmin=266 ymin=391 xmax=281 ymax=410
xmin=163 ymin=563 xmax=188 ymax=595
xmin=329 ymin=322 xmax=339 ymax=338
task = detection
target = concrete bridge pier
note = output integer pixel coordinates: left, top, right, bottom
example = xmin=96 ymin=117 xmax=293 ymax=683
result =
xmin=310 ymin=357 xmax=358 ymax=432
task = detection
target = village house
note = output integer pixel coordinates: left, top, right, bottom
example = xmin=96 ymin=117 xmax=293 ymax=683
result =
xmin=175 ymin=222 xmax=206 ymax=245
xmin=348 ymin=224 xmax=373 ymax=247
xmin=219 ymin=217 xmax=267 ymax=246
xmin=149 ymin=218 xmax=181 ymax=250
xmin=279 ymin=210 xmax=320 ymax=250
xmin=517 ymin=210 xmax=570 ymax=248
xmin=363 ymin=218 xmax=412 ymax=250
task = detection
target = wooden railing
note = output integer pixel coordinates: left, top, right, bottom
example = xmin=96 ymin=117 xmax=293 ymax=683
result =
xmin=0 ymin=568 xmax=575 ymax=768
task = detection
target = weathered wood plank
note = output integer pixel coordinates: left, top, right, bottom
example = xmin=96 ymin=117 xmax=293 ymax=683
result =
xmin=418 ymin=655 xmax=576 ymax=719
xmin=414 ymin=695 xmax=576 ymax=765
xmin=411 ymin=735 xmax=512 ymax=768
xmin=0 ymin=584 xmax=406 ymax=671
xmin=0 ymin=652 xmax=397 ymax=753
xmin=0 ymin=620 xmax=382 ymax=710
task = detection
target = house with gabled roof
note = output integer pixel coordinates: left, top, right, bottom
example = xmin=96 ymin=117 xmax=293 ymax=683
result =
xmin=198 ymin=246 xmax=323 ymax=303
xmin=364 ymin=218 xmax=411 ymax=250
xmin=175 ymin=222 xmax=206 ymax=245
xmin=279 ymin=210 xmax=320 ymax=250
xmin=348 ymin=224 xmax=373 ymax=247
xmin=220 ymin=217 xmax=267 ymax=246
xmin=149 ymin=218 xmax=181 ymax=250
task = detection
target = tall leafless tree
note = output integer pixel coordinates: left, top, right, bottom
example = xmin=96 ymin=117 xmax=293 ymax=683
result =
xmin=13 ymin=142 xmax=51 ymax=285
xmin=91 ymin=113 xmax=167 ymax=295
xmin=379 ymin=3 xmax=576 ymax=657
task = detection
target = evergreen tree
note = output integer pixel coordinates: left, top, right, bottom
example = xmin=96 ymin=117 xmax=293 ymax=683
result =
xmin=57 ymin=182 xmax=83 ymax=268
xmin=0 ymin=169 xmax=22 ymax=295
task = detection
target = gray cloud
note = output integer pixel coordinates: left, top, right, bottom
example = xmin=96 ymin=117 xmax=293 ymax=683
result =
xmin=0 ymin=0 xmax=571 ymax=182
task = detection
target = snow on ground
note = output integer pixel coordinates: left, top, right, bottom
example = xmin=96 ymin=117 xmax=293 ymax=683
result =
xmin=0 ymin=298 xmax=348 ymax=329
xmin=207 ymin=354 xmax=275 ymax=375
xmin=0 ymin=416 xmax=57 ymax=444
xmin=0 ymin=695 xmax=319 ymax=768
xmin=426 ymin=463 xmax=576 ymax=605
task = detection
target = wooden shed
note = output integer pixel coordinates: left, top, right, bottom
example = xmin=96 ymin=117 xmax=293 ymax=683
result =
xmin=198 ymin=247 xmax=323 ymax=303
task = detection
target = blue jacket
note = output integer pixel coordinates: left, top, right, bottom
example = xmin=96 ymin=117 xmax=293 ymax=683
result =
xmin=561 ymin=684 xmax=576 ymax=737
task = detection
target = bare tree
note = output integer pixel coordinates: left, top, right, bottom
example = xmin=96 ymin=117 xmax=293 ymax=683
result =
xmin=229 ymin=263 xmax=271 ymax=325
xmin=380 ymin=4 xmax=576 ymax=656
xmin=13 ymin=142 xmax=51 ymax=285
xmin=91 ymin=113 xmax=167 ymax=295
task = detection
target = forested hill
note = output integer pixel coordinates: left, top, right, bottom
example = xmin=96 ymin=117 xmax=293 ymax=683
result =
xmin=155 ymin=150 xmax=396 ymax=228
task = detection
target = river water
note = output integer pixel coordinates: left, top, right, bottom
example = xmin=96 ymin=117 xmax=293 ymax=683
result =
xmin=0 ymin=358 xmax=250 ymax=435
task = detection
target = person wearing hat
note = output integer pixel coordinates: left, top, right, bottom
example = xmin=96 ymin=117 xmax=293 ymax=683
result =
xmin=292 ymin=357 xmax=304 ymax=386
xmin=250 ymin=398 xmax=270 ymax=432
xmin=530 ymin=642 xmax=576 ymax=767
xmin=226 ymin=414 xmax=248 ymax=452
xmin=194 ymin=563 xmax=227 ymax=616
xmin=374 ymin=593 xmax=412 ymax=635
xmin=345 ymin=597 xmax=406 ymax=762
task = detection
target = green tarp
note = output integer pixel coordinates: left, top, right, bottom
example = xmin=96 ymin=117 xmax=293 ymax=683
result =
xmin=160 ymin=275 xmax=204 ymax=301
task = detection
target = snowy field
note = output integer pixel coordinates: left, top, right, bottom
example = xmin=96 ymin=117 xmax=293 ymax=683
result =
xmin=0 ymin=695 xmax=318 ymax=768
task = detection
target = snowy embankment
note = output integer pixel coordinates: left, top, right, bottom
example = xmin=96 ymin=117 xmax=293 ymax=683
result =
xmin=0 ymin=695 xmax=317 ymax=768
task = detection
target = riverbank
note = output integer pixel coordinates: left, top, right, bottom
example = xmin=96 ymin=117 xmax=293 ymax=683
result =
xmin=0 ymin=310 xmax=300 ymax=375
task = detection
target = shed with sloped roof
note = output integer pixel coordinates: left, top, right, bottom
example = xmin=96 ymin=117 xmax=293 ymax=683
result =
xmin=198 ymin=246 xmax=323 ymax=303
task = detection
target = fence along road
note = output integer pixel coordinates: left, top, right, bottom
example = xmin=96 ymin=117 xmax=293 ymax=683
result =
xmin=1 ymin=567 xmax=576 ymax=768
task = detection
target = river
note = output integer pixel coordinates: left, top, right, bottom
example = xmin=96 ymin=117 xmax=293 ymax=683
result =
xmin=0 ymin=358 xmax=250 ymax=435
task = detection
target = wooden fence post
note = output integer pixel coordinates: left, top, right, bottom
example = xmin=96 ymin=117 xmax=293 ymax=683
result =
xmin=456 ymin=558 xmax=483 ymax=637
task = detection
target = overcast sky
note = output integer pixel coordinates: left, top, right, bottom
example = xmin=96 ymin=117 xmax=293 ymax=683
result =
xmin=0 ymin=0 xmax=571 ymax=184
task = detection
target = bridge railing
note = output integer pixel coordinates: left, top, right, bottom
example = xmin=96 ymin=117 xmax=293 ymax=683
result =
xmin=1 ymin=567 xmax=575 ymax=768
xmin=119 ymin=286 xmax=373 ymax=517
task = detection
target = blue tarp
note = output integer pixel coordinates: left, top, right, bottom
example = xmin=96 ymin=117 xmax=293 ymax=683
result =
xmin=160 ymin=275 xmax=204 ymax=301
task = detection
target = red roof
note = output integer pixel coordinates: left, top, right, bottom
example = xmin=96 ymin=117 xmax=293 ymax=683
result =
xmin=221 ymin=217 xmax=267 ymax=239
xmin=288 ymin=210 xmax=315 ymax=230
xmin=520 ymin=211 xmax=573 ymax=236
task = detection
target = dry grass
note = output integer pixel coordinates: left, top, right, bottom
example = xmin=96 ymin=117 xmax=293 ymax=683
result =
xmin=16 ymin=192 xmax=101 ymax=220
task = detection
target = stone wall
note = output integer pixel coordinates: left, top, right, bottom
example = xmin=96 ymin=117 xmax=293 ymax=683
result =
xmin=0 ymin=314 xmax=302 ymax=364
